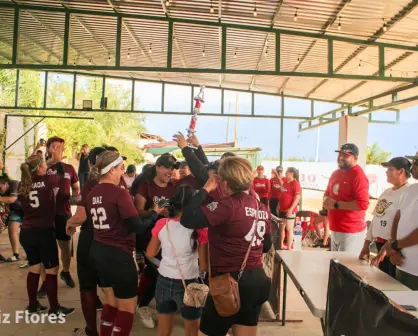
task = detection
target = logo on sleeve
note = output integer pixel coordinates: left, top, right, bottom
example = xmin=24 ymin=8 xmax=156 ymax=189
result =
xmin=207 ymin=202 xmax=218 ymax=212
xmin=64 ymin=173 xmax=71 ymax=180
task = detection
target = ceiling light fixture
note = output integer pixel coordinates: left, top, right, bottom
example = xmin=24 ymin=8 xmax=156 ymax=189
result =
xmin=338 ymin=17 xmax=342 ymax=31
xmin=253 ymin=2 xmax=257 ymax=17
xmin=293 ymin=8 xmax=298 ymax=21
xmin=149 ymin=43 xmax=152 ymax=54
xmin=210 ymin=0 xmax=214 ymax=13
xmin=383 ymin=19 xmax=388 ymax=32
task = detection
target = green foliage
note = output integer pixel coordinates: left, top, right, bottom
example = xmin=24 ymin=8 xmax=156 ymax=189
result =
xmin=366 ymin=142 xmax=391 ymax=165
xmin=0 ymin=70 xmax=146 ymax=165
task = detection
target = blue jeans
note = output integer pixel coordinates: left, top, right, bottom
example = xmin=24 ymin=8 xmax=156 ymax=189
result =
xmin=155 ymin=275 xmax=202 ymax=320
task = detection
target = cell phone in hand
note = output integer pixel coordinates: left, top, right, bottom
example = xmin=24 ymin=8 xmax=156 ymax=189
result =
xmin=400 ymin=305 xmax=417 ymax=311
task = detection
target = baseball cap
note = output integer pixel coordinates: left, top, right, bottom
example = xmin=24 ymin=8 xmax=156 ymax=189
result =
xmin=46 ymin=136 xmax=65 ymax=148
xmin=335 ymin=143 xmax=359 ymax=157
xmin=106 ymin=146 xmax=127 ymax=160
xmin=381 ymin=157 xmax=412 ymax=170
xmin=256 ymin=165 xmax=264 ymax=171
xmin=405 ymin=151 xmax=418 ymax=160
xmin=88 ymin=147 xmax=106 ymax=165
xmin=156 ymin=154 xmax=179 ymax=169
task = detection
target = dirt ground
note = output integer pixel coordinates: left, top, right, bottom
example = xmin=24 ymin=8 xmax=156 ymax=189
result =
xmin=0 ymin=229 xmax=325 ymax=336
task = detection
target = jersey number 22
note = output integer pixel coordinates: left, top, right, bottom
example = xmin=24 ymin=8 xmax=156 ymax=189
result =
xmin=91 ymin=207 xmax=109 ymax=230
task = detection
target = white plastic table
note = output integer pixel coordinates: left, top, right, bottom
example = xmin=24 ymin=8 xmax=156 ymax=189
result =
xmin=276 ymin=250 xmax=409 ymax=331
xmin=383 ymin=291 xmax=418 ymax=318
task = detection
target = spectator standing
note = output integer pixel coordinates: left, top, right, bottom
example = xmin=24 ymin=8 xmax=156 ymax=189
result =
xmin=123 ymin=165 xmax=137 ymax=190
xmin=269 ymin=166 xmax=286 ymax=216
xmin=323 ymin=143 xmax=369 ymax=254
xmin=252 ymin=165 xmax=270 ymax=206
xmin=359 ymin=157 xmax=410 ymax=278
xmin=77 ymin=144 xmax=89 ymax=187
xmin=278 ymin=167 xmax=301 ymax=250
xmin=373 ymin=152 xmax=418 ymax=290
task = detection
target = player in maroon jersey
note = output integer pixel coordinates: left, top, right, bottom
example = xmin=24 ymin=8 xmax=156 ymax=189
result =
xmin=70 ymin=151 xmax=157 ymax=336
xmin=180 ymin=157 xmax=272 ymax=335
xmin=134 ymin=153 xmax=178 ymax=328
xmin=18 ymin=154 xmax=75 ymax=317
xmin=66 ymin=147 xmax=106 ymax=336
xmin=46 ymin=136 xmax=80 ymax=288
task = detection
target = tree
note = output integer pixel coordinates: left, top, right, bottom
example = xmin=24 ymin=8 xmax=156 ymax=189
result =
xmin=366 ymin=142 xmax=391 ymax=165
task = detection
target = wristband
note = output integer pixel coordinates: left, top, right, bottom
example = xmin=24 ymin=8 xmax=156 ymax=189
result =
xmin=391 ymin=240 xmax=401 ymax=252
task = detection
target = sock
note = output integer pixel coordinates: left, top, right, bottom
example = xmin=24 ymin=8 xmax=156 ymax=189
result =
xmin=137 ymin=271 xmax=151 ymax=305
xmin=100 ymin=304 xmax=118 ymax=336
xmin=80 ymin=291 xmax=99 ymax=336
xmin=27 ymin=272 xmax=40 ymax=307
xmin=113 ymin=311 xmax=134 ymax=336
xmin=45 ymin=274 xmax=59 ymax=311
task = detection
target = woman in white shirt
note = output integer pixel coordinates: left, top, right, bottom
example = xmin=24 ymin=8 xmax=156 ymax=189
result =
xmin=146 ymin=186 xmax=208 ymax=336
xmin=123 ymin=164 xmax=137 ymax=190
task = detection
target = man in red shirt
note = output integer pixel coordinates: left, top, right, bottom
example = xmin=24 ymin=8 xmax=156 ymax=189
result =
xmin=323 ymin=143 xmax=369 ymax=253
xmin=252 ymin=165 xmax=270 ymax=206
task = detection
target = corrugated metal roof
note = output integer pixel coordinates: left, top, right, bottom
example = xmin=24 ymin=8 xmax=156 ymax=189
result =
xmin=0 ymin=0 xmax=418 ymax=108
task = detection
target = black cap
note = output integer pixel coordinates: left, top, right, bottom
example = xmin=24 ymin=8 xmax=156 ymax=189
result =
xmin=335 ymin=143 xmax=359 ymax=157
xmin=381 ymin=157 xmax=412 ymax=171
xmin=156 ymin=154 xmax=179 ymax=169
xmin=88 ymin=147 xmax=106 ymax=165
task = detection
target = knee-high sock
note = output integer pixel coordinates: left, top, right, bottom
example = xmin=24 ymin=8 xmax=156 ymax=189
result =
xmin=112 ymin=311 xmax=134 ymax=336
xmin=27 ymin=272 xmax=40 ymax=307
xmin=80 ymin=291 xmax=99 ymax=336
xmin=100 ymin=304 xmax=118 ymax=336
xmin=45 ymin=274 xmax=58 ymax=311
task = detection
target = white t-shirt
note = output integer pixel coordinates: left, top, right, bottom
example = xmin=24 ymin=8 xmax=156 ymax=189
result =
xmin=123 ymin=174 xmax=136 ymax=189
xmin=151 ymin=218 xmax=208 ymax=280
xmin=396 ymin=183 xmax=418 ymax=276
xmin=367 ymin=184 xmax=409 ymax=241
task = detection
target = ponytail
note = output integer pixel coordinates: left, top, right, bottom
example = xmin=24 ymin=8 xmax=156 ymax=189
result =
xmin=19 ymin=162 xmax=33 ymax=196
xmin=191 ymin=230 xmax=199 ymax=253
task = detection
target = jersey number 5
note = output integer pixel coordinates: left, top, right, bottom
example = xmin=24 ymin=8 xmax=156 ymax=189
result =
xmin=91 ymin=207 xmax=109 ymax=230
xmin=245 ymin=220 xmax=266 ymax=246
xmin=29 ymin=191 xmax=39 ymax=208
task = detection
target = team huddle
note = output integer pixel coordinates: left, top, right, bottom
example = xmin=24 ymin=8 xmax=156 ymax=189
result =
xmin=7 ymin=133 xmax=273 ymax=336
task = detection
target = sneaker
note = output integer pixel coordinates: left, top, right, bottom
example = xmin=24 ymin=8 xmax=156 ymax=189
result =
xmin=136 ymin=306 xmax=155 ymax=329
xmin=73 ymin=328 xmax=88 ymax=336
xmin=314 ymin=239 xmax=324 ymax=248
xmin=19 ymin=261 xmax=29 ymax=268
xmin=26 ymin=301 xmax=48 ymax=315
xmin=0 ymin=254 xmax=6 ymax=262
xmin=49 ymin=305 xmax=75 ymax=318
xmin=6 ymin=253 xmax=20 ymax=262
xmin=96 ymin=296 xmax=104 ymax=311
xmin=60 ymin=271 xmax=75 ymax=288
xmin=37 ymin=283 xmax=46 ymax=299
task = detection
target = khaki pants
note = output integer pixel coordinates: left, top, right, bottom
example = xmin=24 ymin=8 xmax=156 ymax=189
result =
xmin=330 ymin=231 xmax=366 ymax=255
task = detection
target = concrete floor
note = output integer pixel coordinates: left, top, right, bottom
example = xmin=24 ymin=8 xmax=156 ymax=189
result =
xmin=0 ymin=231 xmax=323 ymax=336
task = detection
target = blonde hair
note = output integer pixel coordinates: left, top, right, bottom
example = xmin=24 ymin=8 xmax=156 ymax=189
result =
xmin=218 ymin=157 xmax=253 ymax=193
xmin=89 ymin=151 xmax=121 ymax=181
xmin=19 ymin=155 xmax=43 ymax=196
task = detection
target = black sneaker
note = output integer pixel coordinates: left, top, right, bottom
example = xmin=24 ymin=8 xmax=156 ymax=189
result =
xmin=6 ymin=253 xmax=20 ymax=262
xmin=96 ymin=296 xmax=104 ymax=311
xmin=49 ymin=305 xmax=75 ymax=317
xmin=26 ymin=301 xmax=48 ymax=315
xmin=0 ymin=254 xmax=6 ymax=262
xmin=38 ymin=282 xmax=46 ymax=299
xmin=314 ymin=239 xmax=324 ymax=248
xmin=60 ymin=271 xmax=75 ymax=288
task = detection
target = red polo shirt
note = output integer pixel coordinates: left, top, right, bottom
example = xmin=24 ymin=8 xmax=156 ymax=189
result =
xmin=324 ymin=165 xmax=369 ymax=233
xmin=252 ymin=177 xmax=270 ymax=199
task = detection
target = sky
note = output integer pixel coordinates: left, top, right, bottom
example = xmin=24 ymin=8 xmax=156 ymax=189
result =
xmin=138 ymin=83 xmax=418 ymax=163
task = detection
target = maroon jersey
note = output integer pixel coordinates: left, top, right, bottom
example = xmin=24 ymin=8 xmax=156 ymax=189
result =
xmin=137 ymin=180 xmax=175 ymax=209
xmin=202 ymin=192 xmax=271 ymax=273
xmin=87 ymin=183 xmax=138 ymax=254
xmin=77 ymin=179 xmax=97 ymax=232
xmin=47 ymin=162 xmax=78 ymax=216
xmin=19 ymin=175 xmax=60 ymax=229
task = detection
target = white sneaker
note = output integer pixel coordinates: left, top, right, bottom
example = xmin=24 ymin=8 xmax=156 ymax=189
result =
xmin=136 ymin=306 xmax=155 ymax=329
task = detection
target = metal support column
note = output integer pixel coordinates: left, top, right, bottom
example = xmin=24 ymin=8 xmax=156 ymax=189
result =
xmin=280 ymin=94 xmax=284 ymax=166
xmin=379 ymin=46 xmax=385 ymax=78
xmin=161 ymin=83 xmax=165 ymax=112
xmin=71 ymin=73 xmax=77 ymax=109
xmin=221 ymin=26 xmax=227 ymax=71
xmin=12 ymin=7 xmax=19 ymax=65
xmin=131 ymin=79 xmax=135 ymax=111
xmin=251 ymin=92 xmax=255 ymax=116
xmin=63 ymin=11 xmax=70 ymax=66
xmin=43 ymin=71 xmax=48 ymax=108
xmin=221 ymin=89 xmax=224 ymax=114
xmin=275 ymin=32 xmax=280 ymax=73
xmin=328 ymin=40 xmax=333 ymax=74
xmin=167 ymin=21 xmax=173 ymax=68
xmin=115 ymin=15 xmax=122 ymax=67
